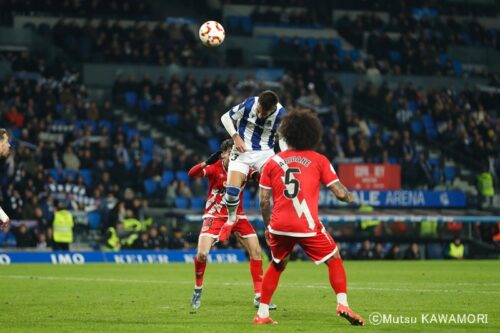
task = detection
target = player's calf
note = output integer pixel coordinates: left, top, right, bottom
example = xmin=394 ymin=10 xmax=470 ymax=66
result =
xmin=223 ymin=186 xmax=240 ymax=224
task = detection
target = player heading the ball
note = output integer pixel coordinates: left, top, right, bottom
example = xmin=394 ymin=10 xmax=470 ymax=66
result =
xmin=218 ymin=90 xmax=287 ymax=241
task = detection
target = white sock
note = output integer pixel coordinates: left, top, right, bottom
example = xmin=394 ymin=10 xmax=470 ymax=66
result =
xmin=337 ymin=293 xmax=348 ymax=307
xmin=254 ymin=292 xmax=261 ymax=298
xmin=257 ymin=303 xmax=269 ymax=318
xmin=194 ymin=285 xmax=202 ymax=290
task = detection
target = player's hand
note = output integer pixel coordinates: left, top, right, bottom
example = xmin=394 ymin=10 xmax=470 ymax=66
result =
xmin=218 ymin=223 xmax=233 ymax=242
xmin=205 ymin=151 xmax=222 ymax=165
xmin=345 ymin=192 xmax=356 ymax=204
xmin=0 ymin=219 xmax=10 ymax=231
xmin=233 ymin=135 xmax=247 ymax=153
xmin=264 ymin=229 xmax=271 ymax=247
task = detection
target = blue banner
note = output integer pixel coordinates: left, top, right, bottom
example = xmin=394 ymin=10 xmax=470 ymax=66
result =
xmin=319 ymin=190 xmax=467 ymax=208
xmin=0 ymin=250 xmax=247 ymax=265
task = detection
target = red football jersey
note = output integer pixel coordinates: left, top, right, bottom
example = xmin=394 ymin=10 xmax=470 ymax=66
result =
xmin=203 ymin=160 xmax=252 ymax=219
xmin=259 ymin=150 xmax=339 ymax=236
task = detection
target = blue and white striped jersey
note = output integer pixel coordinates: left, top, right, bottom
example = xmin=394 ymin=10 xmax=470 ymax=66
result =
xmin=228 ymin=96 xmax=286 ymax=151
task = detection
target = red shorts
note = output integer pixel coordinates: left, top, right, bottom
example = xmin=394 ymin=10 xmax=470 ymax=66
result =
xmin=268 ymin=229 xmax=338 ymax=265
xmin=199 ymin=217 xmax=257 ymax=238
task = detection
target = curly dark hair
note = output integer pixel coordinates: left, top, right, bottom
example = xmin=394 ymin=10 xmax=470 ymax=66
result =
xmin=220 ymin=138 xmax=234 ymax=152
xmin=279 ymin=109 xmax=323 ymax=150
xmin=258 ymin=90 xmax=279 ymax=113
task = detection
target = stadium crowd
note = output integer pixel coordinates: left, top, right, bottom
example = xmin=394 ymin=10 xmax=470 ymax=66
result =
xmin=0 ymin=0 xmax=153 ymax=20
xmin=113 ymin=69 xmax=500 ymax=190
xmin=45 ymin=20 xmax=201 ymax=65
xmin=225 ymin=0 xmax=499 ymax=17
xmin=0 ymin=52 xmax=205 ymax=249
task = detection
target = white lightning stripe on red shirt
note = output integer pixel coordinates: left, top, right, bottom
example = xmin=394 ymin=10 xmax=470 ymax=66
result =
xmin=272 ymin=155 xmax=315 ymax=230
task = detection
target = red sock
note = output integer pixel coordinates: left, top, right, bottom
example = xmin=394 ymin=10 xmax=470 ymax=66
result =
xmin=260 ymin=263 xmax=283 ymax=305
xmin=194 ymin=257 xmax=207 ymax=288
xmin=249 ymin=258 xmax=263 ymax=294
xmin=327 ymin=258 xmax=347 ymax=294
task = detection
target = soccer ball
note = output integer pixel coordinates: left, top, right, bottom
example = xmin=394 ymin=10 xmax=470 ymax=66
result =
xmin=199 ymin=21 xmax=225 ymax=47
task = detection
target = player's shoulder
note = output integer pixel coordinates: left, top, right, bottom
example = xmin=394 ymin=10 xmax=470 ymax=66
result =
xmin=207 ymin=159 xmax=224 ymax=172
xmin=246 ymin=96 xmax=257 ymax=108
xmin=308 ymin=150 xmax=329 ymax=163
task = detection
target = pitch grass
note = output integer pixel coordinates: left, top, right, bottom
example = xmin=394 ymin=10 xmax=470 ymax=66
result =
xmin=0 ymin=261 xmax=499 ymax=333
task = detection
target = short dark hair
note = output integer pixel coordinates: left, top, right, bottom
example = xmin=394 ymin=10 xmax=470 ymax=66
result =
xmin=279 ymin=109 xmax=323 ymax=150
xmin=0 ymin=128 xmax=6 ymax=141
xmin=220 ymin=138 xmax=233 ymax=152
xmin=258 ymin=90 xmax=279 ymax=113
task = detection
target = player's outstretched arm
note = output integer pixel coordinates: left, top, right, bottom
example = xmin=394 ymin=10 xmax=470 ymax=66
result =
xmin=328 ymin=181 xmax=356 ymax=204
xmin=187 ymin=151 xmax=222 ymax=178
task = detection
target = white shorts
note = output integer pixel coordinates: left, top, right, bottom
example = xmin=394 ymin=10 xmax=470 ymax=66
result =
xmin=228 ymin=148 xmax=274 ymax=175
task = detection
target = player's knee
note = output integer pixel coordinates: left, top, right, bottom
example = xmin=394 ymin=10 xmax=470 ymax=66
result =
xmin=224 ymin=186 xmax=241 ymax=207
xmin=197 ymin=252 xmax=208 ymax=262
xmin=272 ymin=258 xmax=288 ymax=272
xmin=249 ymin=246 xmax=261 ymax=259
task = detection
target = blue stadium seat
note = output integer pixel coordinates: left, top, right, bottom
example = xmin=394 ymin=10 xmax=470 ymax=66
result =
xmin=87 ymin=211 xmax=102 ymax=230
xmin=55 ymin=103 xmax=64 ymax=114
xmin=48 ymin=168 xmax=61 ymax=182
xmin=165 ymin=115 xmax=180 ymax=126
xmin=332 ymin=38 xmax=341 ymax=50
xmin=11 ymin=128 xmax=21 ymax=139
xmin=433 ymin=168 xmax=442 ymax=183
xmin=226 ymin=16 xmax=239 ymax=29
xmin=306 ymin=37 xmax=318 ymax=48
xmin=243 ymin=199 xmax=252 ymax=210
xmin=141 ymin=137 xmax=154 ymax=154
xmin=422 ymin=115 xmax=437 ymax=140
xmin=410 ymin=120 xmax=423 ymax=136
xmin=241 ymin=17 xmax=253 ymax=34
xmin=175 ymin=197 xmax=189 ymax=209
xmin=143 ymin=179 xmax=158 ymax=196
xmin=408 ymin=101 xmax=417 ymax=113
xmin=439 ymin=53 xmax=448 ymax=65
xmin=350 ymin=49 xmax=360 ymax=61
xmin=208 ymin=138 xmax=220 ymax=153
xmin=98 ymin=120 xmax=112 ymax=132
xmin=127 ymin=129 xmax=140 ymax=141
xmin=388 ymin=50 xmax=401 ymax=63
xmin=124 ymin=92 xmax=138 ymax=107
xmin=453 ymin=60 xmax=462 ymax=77
xmin=141 ymin=153 xmax=153 ymax=166
xmin=140 ymin=99 xmax=152 ymax=112
xmin=190 ymin=196 xmax=205 ymax=209
xmin=243 ymin=190 xmax=251 ymax=202
xmin=338 ymin=49 xmax=346 ymax=62
xmin=64 ymin=169 xmax=78 ymax=181
xmin=175 ymin=171 xmax=190 ymax=185
xmin=254 ymin=197 xmax=261 ymax=210
xmin=79 ymin=169 xmax=92 ymax=187
xmin=161 ymin=171 xmax=175 ymax=188
xmin=444 ymin=166 xmax=456 ymax=181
